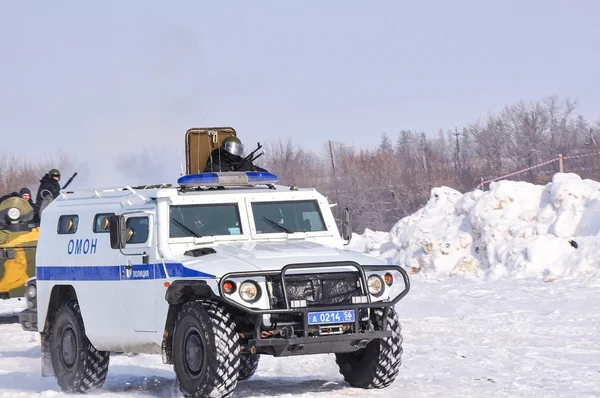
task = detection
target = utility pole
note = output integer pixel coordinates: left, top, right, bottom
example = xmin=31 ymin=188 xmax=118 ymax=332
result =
xmin=328 ymin=140 xmax=341 ymax=221
xmin=419 ymin=133 xmax=427 ymax=171
xmin=590 ymin=128 xmax=598 ymax=151
xmin=454 ymin=127 xmax=461 ymax=171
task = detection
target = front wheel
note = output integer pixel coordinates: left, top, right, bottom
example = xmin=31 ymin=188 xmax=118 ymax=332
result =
xmin=49 ymin=300 xmax=110 ymax=393
xmin=172 ymin=300 xmax=241 ymax=398
xmin=238 ymin=353 xmax=260 ymax=381
xmin=335 ymin=307 xmax=403 ymax=389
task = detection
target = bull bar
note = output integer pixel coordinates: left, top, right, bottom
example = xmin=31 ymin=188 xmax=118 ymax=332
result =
xmin=217 ymin=261 xmax=411 ymax=356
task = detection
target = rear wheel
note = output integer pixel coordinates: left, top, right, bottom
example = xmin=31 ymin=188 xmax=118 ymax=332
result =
xmin=335 ymin=307 xmax=403 ymax=389
xmin=49 ymin=300 xmax=110 ymax=393
xmin=172 ymin=300 xmax=240 ymax=398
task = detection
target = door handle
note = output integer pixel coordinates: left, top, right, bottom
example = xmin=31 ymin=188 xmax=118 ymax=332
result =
xmin=125 ymin=264 xmax=132 ymax=270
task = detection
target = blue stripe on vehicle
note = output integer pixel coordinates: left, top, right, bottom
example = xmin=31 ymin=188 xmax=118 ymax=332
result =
xmin=35 ymin=263 xmax=215 ymax=281
xmin=36 ymin=265 xmax=122 ymax=281
xmin=163 ymin=263 xmax=216 ymax=278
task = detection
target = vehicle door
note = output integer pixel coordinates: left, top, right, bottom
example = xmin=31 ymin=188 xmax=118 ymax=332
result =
xmin=119 ymin=212 xmax=157 ymax=332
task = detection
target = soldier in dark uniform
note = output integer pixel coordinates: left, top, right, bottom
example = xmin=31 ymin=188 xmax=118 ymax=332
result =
xmin=35 ymin=169 xmax=61 ymax=217
xmin=35 ymin=169 xmax=61 ymax=204
xmin=204 ymin=136 xmax=267 ymax=172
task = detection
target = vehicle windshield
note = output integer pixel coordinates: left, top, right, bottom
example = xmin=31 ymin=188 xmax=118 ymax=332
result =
xmin=251 ymin=200 xmax=327 ymax=234
xmin=169 ymin=203 xmax=243 ymax=238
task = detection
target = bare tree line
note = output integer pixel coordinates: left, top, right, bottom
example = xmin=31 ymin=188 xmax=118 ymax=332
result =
xmin=2 ymin=95 xmax=599 ymax=233
xmin=260 ymin=95 xmax=600 ymax=232
xmin=0 ymin=151 xmax=74 ymax=197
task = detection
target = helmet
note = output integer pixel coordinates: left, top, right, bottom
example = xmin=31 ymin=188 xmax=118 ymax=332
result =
xmin=221 ymin=136 xmax=244 ymax=157
xmin=49 ymin=169 xmax=61 ymax=178
xmin=19 ymin=187 xmax=31 ymax=197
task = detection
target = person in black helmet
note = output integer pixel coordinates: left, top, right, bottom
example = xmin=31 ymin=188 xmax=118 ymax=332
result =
xmin=204 ymin=136 xmax=267 ymax=172
xmin=35 ymin=168 xmax=61 ymax=205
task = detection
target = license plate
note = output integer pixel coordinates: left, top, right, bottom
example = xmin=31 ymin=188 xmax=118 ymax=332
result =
xmin=307 ymin=310 xmax=355 ymax=325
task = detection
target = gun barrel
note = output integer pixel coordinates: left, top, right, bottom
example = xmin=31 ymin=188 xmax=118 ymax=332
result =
xmin=61 ymin=172 xmax=78 ymax=189
xmin=233 ymin=145 xmax=264 ymax=171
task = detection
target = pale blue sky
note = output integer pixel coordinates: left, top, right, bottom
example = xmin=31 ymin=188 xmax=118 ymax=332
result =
xmin=1 ymin=1 xmax=599 ymax=179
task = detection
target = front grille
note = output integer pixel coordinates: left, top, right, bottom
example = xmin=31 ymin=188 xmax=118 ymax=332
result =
xmin=267 ymin=272 xmax=363 ymax=308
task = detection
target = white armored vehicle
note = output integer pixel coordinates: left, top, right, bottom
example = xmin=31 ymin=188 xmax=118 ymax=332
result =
xmin=19 ymin=128 xmax=410 ymax=398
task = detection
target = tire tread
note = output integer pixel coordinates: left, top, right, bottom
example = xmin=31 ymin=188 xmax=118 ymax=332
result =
xmin=174 ymin=300 xmax=240 ymax=398
xmin=51 ymin=300 xmax=110 ymax=393
xmin=335 ymin=307 xmax=403 ymax=389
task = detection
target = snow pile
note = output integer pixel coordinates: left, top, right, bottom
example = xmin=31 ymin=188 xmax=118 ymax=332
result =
xmin=353 ymin=173 xmax=600 ymax=280
xmin=347 ymin=228 xmax=395 ymax=258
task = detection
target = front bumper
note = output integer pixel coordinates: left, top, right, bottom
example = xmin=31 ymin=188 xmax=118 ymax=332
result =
xmin=219 ymin=262 xmax=411 ymax=356
xmin=247 ymin=330 xmax=392 ymax=356
xmin=19 ymin=309 xmax=37 ymax=332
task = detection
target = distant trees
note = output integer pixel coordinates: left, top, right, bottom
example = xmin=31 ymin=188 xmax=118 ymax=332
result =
xmin=3 ymin=95 xmax=596 ymax=234
xmin=263 ymin=95 xmax=600 ymax=232
xmin=0 ymin=151 xmax=74 ymax=196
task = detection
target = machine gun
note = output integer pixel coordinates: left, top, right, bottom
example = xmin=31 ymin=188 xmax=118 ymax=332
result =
xmin=61 ymin=172 xmax=78 ymax=190
xmin=233 ymin=143 xmax=264 ymax=171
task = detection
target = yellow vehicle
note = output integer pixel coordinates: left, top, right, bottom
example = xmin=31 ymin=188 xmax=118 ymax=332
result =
xmin=0 ymin=196 xmax=39 ymax=299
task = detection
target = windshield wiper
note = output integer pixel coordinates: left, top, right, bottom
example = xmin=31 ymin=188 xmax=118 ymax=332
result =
xmin=262 ymin=217 xmax=293 ymax=233
xmin=170 ymin=218 xmax=201 ymax=238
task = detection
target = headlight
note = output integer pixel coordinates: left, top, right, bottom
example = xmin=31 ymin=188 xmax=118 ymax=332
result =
xmin=367 ymin=275 xmax=384 ymax=296
xmin=7 ymin=207 xmax=20 ymax=221
xmin=239 ymin=281 xmax=261 ymax=303
xmin=25 ymin=283 xmax=36 ymax=300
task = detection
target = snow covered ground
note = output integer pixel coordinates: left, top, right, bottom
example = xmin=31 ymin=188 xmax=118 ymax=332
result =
xmin=1 ymin=173 xmax=600 ymax=397
xmin=2 ymin=277 xmax=599 ymax=397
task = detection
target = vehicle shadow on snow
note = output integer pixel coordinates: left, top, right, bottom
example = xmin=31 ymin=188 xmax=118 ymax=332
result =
xmin=101 ymin=367 xmax=347 ymax=397
xmin=0 ymin=371 xmax=61 ymax=393
xmin=234 ymin=377 xmax=347 ymax=397
xmin=0 ymin=345 xmax=40 ymax=358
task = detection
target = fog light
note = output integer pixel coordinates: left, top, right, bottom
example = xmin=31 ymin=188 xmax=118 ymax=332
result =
xmin=290 ymin=299 xmax=306 ymax=308
xmin=352 ymin=296 xmax=368 ymax=304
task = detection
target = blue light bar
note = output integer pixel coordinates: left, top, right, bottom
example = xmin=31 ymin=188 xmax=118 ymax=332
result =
xmin=177 ymin=171 xmax=278 ymax=187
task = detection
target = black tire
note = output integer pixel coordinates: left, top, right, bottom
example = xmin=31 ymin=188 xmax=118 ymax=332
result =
xmin=238 ymin=353 xmax=260 ymax=381
xmin=335 ymin=307 xmax=403 ymax=389
xmin=49 ymin=300 xmax=110 ymax=393
xmin=172 ymin=300 xmax=240 ymax=398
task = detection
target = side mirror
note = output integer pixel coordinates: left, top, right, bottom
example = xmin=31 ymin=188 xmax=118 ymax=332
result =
xmin=341 ymin=206 xmax=352 ymax=243
xmin=109 ymin=215 xmax=127 ymax=249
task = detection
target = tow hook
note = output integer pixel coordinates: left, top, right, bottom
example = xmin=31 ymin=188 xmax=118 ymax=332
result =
xmin=353 ymin=339 xmax=369 ymax=349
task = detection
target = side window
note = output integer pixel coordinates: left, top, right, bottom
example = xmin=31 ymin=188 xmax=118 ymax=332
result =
xmin=126 ymin=216 xmax=149 ymax=244
xmin=57 ymin=215 xmax=79 ymax=234
xmin=93 ymin=213 xmax=114 ymax=233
